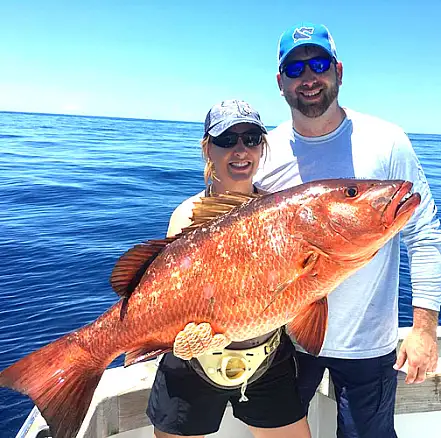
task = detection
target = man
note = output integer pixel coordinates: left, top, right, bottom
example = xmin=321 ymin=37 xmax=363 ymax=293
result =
xmin=253 ymin=22 xmax=441 ymax=437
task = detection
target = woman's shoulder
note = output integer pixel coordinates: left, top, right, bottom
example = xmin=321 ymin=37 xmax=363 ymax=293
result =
xmin=167 ymin=190 xmax=205 ymax=237
xmin=172 ymin=191 xmax=205 ymax=219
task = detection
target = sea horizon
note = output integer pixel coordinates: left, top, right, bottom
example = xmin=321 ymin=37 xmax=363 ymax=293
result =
xmin=1 ymin=110 xmax=440 ymax=137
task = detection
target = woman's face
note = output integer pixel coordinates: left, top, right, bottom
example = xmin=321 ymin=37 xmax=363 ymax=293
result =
xmin=207 ymin=123 xmax=263 ymax=186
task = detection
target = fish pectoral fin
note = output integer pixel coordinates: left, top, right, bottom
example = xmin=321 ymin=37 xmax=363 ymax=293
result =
xmin=261 ymin=280 xmax=294 ymax=314
xmin=286 ymin=298 xmax=328 ymax=356
xmin=124 ymin=346 xmax=171 ymax=367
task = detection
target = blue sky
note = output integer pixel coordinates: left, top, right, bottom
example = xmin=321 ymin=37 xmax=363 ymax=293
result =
xmin=0 ymin=0 xmax=440 ymax=134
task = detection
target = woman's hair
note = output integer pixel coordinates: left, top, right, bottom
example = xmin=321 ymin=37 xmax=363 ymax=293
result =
xmin=200 ymin=132 xmax=269 ymax=185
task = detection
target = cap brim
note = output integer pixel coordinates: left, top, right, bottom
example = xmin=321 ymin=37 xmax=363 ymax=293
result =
xmin=279 ymin=43 xmax=336 ymax=67
xmin=208 ymin=118 xmax=267 ymax=136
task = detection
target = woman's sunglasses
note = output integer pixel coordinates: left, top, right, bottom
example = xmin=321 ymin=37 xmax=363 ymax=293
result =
xmin=280 ymin=56 xmax=333 ymax=79
xmin=211 ymin=131 xmax=263 ymax=148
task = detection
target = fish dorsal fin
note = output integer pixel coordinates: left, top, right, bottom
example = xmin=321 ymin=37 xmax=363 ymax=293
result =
xmin=185 ymin=191 xmax=260 ymax=229
xmin=110 ymin=192 xmax=259 ymax=298
xmin=286 ymin=298 xmax=328 ymax=356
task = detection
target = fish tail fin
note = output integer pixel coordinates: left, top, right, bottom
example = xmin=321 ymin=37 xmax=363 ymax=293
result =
xmin=0 ymin=333 xmax=110 ymax=438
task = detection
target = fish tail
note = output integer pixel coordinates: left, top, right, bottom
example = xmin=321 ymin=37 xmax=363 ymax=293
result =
xmin=0 ymin=332 xmax=110 ymax=438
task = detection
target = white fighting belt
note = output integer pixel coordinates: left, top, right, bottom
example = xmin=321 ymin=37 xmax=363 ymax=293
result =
xmin=196 ymin=329 xmax=281 ymax=388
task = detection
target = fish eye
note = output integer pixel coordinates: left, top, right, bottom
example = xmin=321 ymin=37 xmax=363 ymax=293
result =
xmin=345 ymin=187 xmax=358 ymax=198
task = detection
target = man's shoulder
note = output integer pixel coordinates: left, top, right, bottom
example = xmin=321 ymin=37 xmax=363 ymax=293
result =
xmin=267 ymin=120 xmax=293 ymax=140
xmin=345 ymin=108 xmax=406 ymax=137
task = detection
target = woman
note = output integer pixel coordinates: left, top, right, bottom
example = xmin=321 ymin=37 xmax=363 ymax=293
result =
xmin=147 ymin=100 xmax=311 ymax=438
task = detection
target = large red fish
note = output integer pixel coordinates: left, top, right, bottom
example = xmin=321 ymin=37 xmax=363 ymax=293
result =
xmin=0 ymin=179 xmax=420 ymax=438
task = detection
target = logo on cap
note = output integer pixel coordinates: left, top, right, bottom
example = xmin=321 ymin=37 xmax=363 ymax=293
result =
xmin=327 ymin=32 xmax=337 ymax=56
xmin=293 ymin=27 xmax=314 ymax=43
xmin=220 ymin=100 xmax=253 ymax=117
xmin=236 ymin=101 xmax=253 ymax=116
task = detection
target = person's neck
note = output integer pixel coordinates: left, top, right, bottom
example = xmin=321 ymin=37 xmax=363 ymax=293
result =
xmin=211 ymin=181 xmax=254 ymax=195
xmin=292 ymin=103 xmax=346 ymax=138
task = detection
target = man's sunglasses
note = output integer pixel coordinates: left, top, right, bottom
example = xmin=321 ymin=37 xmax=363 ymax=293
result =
xmin=280 ymin=56 xmax=333 ymax=79
xmin=211 ymin=131 xmax=263 ymax=148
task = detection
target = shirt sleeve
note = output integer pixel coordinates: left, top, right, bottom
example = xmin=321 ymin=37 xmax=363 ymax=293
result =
xmin=388 ymin=129 xmax=441 ymax=311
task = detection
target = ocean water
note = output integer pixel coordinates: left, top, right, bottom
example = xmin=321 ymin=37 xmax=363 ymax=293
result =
xmin=0 ymin=112 xmax=440 ymax=437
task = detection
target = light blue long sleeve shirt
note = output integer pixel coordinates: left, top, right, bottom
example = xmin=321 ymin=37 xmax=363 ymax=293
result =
xmin=254 ymin=109 xmax=441 ymax=358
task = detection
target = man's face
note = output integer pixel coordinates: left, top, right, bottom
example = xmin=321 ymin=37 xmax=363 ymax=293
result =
xmin=277 ymin=45 xmax=343 ymax=118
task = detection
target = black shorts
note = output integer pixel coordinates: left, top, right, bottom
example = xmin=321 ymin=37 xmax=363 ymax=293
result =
xmin=146 ymin=332 xmax=306 ymax=435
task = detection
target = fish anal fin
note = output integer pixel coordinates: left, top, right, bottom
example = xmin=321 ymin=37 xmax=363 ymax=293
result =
xmin=286 ymin=298 xmax=328 ymax=356
xmin=124 ymin=347 xmax=170 ymax=367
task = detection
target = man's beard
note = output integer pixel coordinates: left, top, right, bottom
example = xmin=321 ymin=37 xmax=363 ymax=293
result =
xmin=284 ymin=80 xmax=339 ymax=118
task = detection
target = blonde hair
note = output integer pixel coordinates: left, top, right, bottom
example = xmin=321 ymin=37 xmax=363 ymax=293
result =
xmin=200 ymin=133 xmax=269 ymax=186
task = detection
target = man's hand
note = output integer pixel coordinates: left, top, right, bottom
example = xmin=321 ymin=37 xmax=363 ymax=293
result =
xmin=173 ymin=322 xmax=231 ymax=360
xmin=394 ymin=308 xmax=439 ymax=384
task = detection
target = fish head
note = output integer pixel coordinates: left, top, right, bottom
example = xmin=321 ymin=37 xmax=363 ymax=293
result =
xmin=291 ymin=179 xmax=421 ymax=262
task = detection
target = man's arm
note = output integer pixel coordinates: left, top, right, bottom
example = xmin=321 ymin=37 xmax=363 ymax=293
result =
xmin=395 ymin=307 xmax=439 ymax=383
xmin=389 ymin=130 xmax=441 ymax=383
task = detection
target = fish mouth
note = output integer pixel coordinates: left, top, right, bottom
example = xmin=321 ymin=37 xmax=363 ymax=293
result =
xmin=383 ymin=181 xmax=421 ymax=227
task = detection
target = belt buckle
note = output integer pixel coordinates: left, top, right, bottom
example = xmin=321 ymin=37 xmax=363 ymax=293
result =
xmin=264 ymin=329 xmax=281 ymax=355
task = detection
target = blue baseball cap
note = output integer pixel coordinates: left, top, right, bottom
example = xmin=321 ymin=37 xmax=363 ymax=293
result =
xmin=278 ymin=23 xmax=338 ymax=68
xmin=204 ymin=99 xmax=267 ymax=137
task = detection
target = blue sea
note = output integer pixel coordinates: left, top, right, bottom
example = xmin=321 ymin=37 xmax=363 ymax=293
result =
xmin=0 ymin=112 xmax=440 ymax=437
